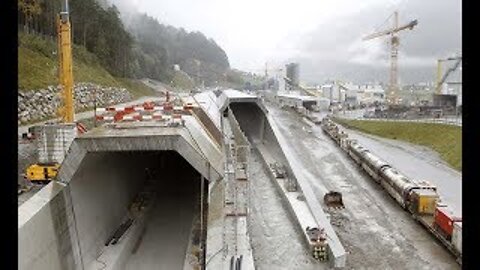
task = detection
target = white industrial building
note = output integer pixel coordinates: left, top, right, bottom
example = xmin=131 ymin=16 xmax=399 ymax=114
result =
xmin=357 ymin=84 xmax=386 ymax=105
xmin=275 ymin=93 xmax=328 ymax=111
xmin=320 ymin=81 xmax=385 ymax=107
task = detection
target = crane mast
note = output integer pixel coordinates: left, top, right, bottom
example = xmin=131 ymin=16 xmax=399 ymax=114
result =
xmin=57 ymin=0 xmax=75 ymax=123
xmin=23 ymin=0 xmax=80 ymax=184
xmin=390 ymin=11 xmax=399 ymax=104
xmin=363 ymin=11 xmax=418 ymax=104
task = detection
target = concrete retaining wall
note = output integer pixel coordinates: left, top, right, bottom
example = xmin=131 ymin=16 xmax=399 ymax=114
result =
xmin=18 ymin=182 xmax=81 ymax=270
xmin=227 ymin=95 xmax=346 ymax=268
xmin=68 ymin=152 xmax=146 ymax=266
xmin=19 ymin=152 xmax=161 ymax=270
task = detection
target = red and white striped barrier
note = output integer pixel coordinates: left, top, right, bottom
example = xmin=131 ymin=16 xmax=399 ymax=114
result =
xmin=76 ymin=122 xmax=88 ymax=134
xmin=95 ymin=114 xmax=183 ymax=121
xmin=95 ymin=102 xmax=194 ymax=114
xmin=94 ymin=101 xmax=194 ymax=125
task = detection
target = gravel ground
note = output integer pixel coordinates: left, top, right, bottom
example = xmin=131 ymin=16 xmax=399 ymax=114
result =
xmin=266 ymin=105 xmax=459 ymax=269
xmin=247 ymin=150 xmax=318 ymax=270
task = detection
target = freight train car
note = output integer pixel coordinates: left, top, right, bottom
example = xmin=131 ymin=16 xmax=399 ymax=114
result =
xmin=320 ymin=116 xmax=462 ymax=262
xmin=346 ymin=140 xmax=366 ymax=164
xmin=361 ymin=151 xmax=390 ymax=183
xmin=378 ymin=167 xmax=420 ymax=208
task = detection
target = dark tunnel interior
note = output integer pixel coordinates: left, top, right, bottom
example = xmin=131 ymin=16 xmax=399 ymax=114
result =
xmin=68 ymin=150 xmax=208 ymax=269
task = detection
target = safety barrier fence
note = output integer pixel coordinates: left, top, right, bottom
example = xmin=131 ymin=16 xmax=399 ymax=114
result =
xmin=94 ymin=101 xmax=194 ymax=125
xmin=335 ymin=110 xmax=462 ymax=126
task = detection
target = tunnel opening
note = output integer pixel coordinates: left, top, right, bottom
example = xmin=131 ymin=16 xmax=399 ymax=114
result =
xmin=229 ymin=100 xmax=296 ymax=188
xmin=68 ymin=150 xmax=209 ymax=269
xmin=229 ymin=102 xmax=266 ymax=143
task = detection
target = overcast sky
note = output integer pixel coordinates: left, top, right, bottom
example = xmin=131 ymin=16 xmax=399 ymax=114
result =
xmin=110 ymin=0 xmax=461 ymax=84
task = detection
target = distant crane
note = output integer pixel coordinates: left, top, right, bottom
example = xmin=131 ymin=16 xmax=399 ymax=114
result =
xmin=363 ymin=11 xmax=418 ymax=104
xmin=436 ymin=56 xmax=462 ymax=94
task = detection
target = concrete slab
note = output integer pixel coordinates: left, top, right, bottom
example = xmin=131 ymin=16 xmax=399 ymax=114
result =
xmin=58 ymin=119 xmax=223 ymax=184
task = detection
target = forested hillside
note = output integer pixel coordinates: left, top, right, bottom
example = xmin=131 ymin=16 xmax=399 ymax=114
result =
xmin=18 ymin=0 xmax=231 ymax=88
xmin=122 ymin=13 xmax=230 ymax=85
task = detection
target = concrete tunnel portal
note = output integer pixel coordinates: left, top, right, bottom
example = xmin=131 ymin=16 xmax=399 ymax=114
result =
xmin=20 ymin=91 xmax=348 ymax=269
xmin=228 ymin=103 xmax=264 ymax=141
xmin=71 ymin=150 xmax=208 ymax=269
xmin=18 ymin=123 xmax=222 ymax=270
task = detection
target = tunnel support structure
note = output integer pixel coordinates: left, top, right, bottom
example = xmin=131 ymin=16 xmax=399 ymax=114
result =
xmin=221 ymin=90 xmax=347 ymax=268
xmin=19 ymin=122 xmax=223 ymax=270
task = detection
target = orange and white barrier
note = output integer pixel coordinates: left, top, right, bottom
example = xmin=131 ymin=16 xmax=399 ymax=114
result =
xmin=95 ymin=100 xmax=193 ymax=125
xmin=95 ymin=102 xmax=195 ymax=114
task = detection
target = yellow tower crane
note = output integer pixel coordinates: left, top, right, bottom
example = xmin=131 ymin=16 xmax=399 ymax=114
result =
xmin=57 ymin=0 xmax=75 ymax=122
xmin=25 ymin=0 xmax=75 ymax=183
xmin=363 ymin=11 xmax=418 ymax=104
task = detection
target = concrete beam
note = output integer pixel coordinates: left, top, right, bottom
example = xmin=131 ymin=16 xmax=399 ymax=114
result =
xmin=58 ymin=124 xmax=223 ymax=184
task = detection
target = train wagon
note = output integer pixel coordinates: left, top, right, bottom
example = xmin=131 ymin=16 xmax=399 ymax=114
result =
xmin=323 ymin=117 xmax=462 ymax=262
xmin=378 ymin=167 xmax=418 ymax=209
xmin=452 ymin=222 xmax=462 ymax=254
xmin=359 ymin=150 xmax=390 ymax=183
xmin=434 ymin=205 xmax=462 ymax=241
xmin=408 ymin=186 xmax=439 ymax=215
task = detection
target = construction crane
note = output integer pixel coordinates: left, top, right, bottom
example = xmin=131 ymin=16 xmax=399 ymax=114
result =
xmin=436 ymin=56 xmax=462 ymax=94
xmin=24 ymin=0 xmax=76 ymax=183
xmin=363 ymin=11 xmax=418 ymax=104
xmin=57 ymin=0 xmax=75 ymax=122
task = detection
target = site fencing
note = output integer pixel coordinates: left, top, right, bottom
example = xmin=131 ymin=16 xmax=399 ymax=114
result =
xmin=334 ymin=109 xmax=462 ymax=126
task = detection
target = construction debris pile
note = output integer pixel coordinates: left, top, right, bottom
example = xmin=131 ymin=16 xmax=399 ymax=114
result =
xmin=18 ymin=82 xmax=132 ymax=124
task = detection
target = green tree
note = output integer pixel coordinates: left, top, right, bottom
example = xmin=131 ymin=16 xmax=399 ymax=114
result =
xmin=18 ymin=0 xmax=43 ymax=33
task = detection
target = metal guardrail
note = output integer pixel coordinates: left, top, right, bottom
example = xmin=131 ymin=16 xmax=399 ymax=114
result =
xmin=334 ymin=110 xmax=462 ymax=126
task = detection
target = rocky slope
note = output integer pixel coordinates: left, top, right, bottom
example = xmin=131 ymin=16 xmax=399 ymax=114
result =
xmin=18 ymin=82 xmax=132 ymax=125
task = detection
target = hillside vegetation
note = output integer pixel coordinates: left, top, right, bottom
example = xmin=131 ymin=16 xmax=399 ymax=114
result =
xmin=18 ymin=32 xmax=155 ymax=98
xmin=334 ymin=118 xmax=462 ymax=171
xmin=18 ymin=0 xmax=231 ymax=88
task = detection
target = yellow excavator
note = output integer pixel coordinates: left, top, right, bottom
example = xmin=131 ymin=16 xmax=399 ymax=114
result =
xmin=25 ymin=0 xmax=75 ymax=183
